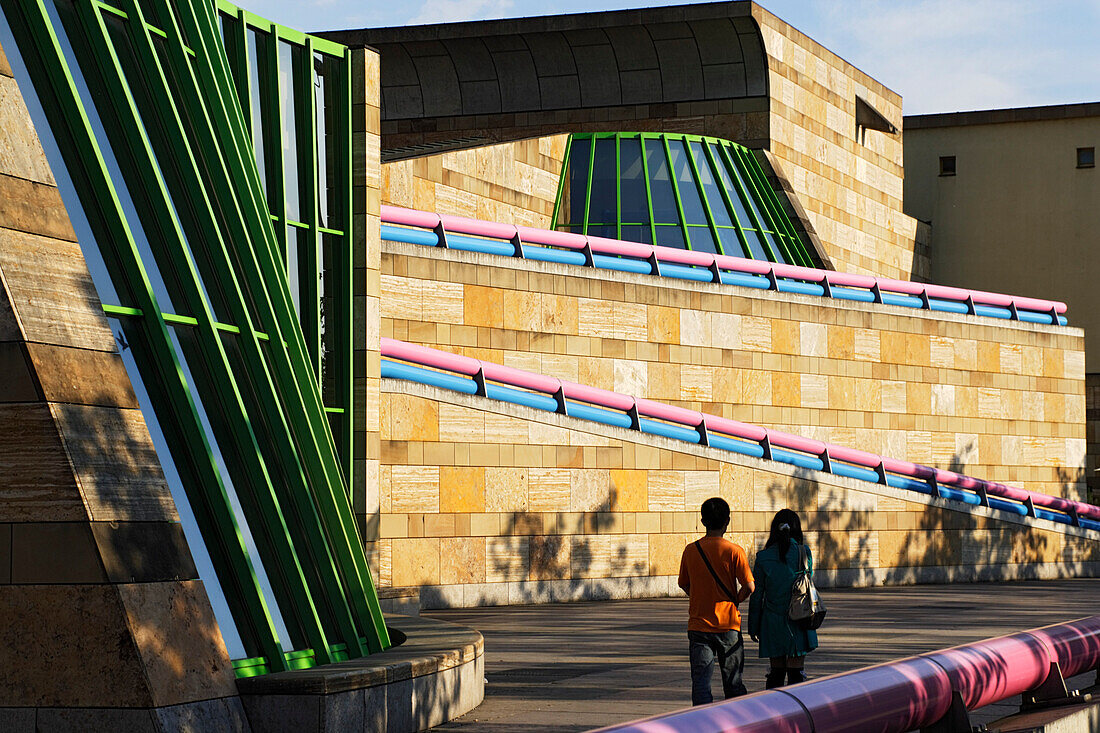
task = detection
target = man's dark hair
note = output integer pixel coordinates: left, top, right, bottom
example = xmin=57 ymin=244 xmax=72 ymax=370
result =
xmin=700 ymin=497 xmax=730 ymax=530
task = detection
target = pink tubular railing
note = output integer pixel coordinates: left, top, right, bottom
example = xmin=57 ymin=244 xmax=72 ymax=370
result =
xmin=380 ymin=205 xmax=1069 ymax=320
xmin=590 ymin=616 xmax=1100 ymax=733
xmin=381 ymin=338 xmax=1100 ymax=527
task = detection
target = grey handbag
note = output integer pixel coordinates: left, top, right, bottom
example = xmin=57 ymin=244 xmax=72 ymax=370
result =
xmin=787 ymin=543 xmax=826 ymax=630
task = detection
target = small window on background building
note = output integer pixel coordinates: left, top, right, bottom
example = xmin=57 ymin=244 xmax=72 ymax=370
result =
xmin=939 ymin=156 xmax=956 ymax=176
xmin=1077 ymin=147 xmax=1095 ymax=168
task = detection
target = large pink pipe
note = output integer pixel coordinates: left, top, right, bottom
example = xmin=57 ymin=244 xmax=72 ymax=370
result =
xmin=380 ymin=339 xmax=1099 ymax=523
xmin=381 ymin=205 xmax=1069 ymax=314
xmin=592 ymin=617 xmax=1100 ymax=733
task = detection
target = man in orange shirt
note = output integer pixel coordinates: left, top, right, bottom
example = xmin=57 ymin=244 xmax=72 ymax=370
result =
xmin=678 ymin=497 xmax=755 ymax=705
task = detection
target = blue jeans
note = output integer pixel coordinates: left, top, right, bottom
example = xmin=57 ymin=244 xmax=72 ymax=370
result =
xmin=689 ymin=629 xmax=747 ymax=705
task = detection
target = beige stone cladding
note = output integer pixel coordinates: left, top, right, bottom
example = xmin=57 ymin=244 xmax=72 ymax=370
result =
xmin=378 ymin=381 xmax=1099 ymax=608
xmin=382 ymin=242 xmax=1087 ymax=503
xmin=351 ymin=47 xmax=386 ymax=579
xmin=751 ymin=5 xmax=928 ymax=282
xmin=381 ymin=135 xmax=569 ymax=231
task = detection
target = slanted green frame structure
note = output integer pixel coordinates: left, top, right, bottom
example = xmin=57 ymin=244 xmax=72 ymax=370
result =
xmin=0 ymin=0 xmax=388 ymax=676
xmin=552 ymin=131 xmax=816 ymax=268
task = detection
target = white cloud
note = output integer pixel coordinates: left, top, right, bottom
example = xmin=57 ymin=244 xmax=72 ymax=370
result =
xmin=408 ymin=0 xmax=515 ymax=25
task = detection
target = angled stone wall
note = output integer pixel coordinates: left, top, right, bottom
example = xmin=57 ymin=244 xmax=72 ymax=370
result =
xmin=0 ymin=38 xmax=245 ymax=729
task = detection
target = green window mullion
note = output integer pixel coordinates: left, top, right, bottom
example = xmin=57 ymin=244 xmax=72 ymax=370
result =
xmin=84 ymin=0 xmax=337 ymax=661
xmin=1 ymin=0 xmax=287 ymax=670
xmin=732 ymin=145 xmax=802 ymax=266
xmin=149 ymin=0 xmax=369 ymax=659
xmin=337 ymin=47 xmax=353 ymax=490
xmin=258 ymin=20 xmax=286 ymax=262
xmin=638 ymin=133 xmax=658 ymax=246
xmin=297 ymin=37 xmax=321 ymax=381
xmin=717 ymin=143 xmax=777 ymax=261
xmin=550 ymin=134 xmax=572 ymax=229
xmin=746 ymin=149 xmax=812 ymax=267
xmin=701 ymin=141 xmax=754 ymax=259
xmin=614 ymin=134 xmax=621 ymax=240
xmin=681 ymin=135 xmax=725 ymax=256
xmin=660 ymin=135 xmax=692 ymax=249
xmin=582 ymin=133 xmax=595 ymax=235
xmin=181 ymin=0 xmax=385 ymax=653
xmin=220 ymin=8 xmax=249 ymax=134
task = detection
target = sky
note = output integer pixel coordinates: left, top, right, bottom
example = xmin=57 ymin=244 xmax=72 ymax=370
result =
xmin=244 ymin=0 xmax=1100 ymax=116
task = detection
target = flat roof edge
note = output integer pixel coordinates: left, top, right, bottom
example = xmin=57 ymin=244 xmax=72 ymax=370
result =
xmin=905 ymin=101 xmax=1100 ymax=130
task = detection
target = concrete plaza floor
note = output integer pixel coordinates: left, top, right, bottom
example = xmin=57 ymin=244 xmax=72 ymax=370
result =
xmin=426 ymin=578 xmax=1100 ymax=731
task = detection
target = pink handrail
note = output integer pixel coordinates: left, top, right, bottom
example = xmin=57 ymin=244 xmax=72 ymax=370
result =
xmin=381 ymin=205 xmax=1069 ymax=316
xmin=591 ymin=616 xmax=1100 ymax=733
xmin=381 ymin=338 xmax=1100 ymax=524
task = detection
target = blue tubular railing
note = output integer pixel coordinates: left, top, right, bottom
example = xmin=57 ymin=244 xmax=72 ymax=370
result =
xmin=380 ymin=206 xmax=1071 ymax=327
xmin=381 ymin=339 xmax=1100 ymax=534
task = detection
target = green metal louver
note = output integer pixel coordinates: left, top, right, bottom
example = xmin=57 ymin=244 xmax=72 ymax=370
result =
xmin=0 ymin=0 xmax=388 ymax=675
xmin=552 ymin=132 xmax=816 ymax=267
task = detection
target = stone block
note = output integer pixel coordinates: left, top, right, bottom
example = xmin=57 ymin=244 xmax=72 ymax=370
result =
xmin=0 ymin=404 xmax=85 ymax=522
xmin=11 ymin=522 xmax=106 ymax=584
xmin=24 ymin=343 xmax=137 ymax=408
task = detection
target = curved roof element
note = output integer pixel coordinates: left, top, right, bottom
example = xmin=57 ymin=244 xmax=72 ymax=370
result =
xmin=323 ymin=4 xmax=769 ymax=122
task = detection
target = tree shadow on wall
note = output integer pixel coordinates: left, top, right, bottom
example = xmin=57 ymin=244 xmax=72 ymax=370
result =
xmin=471 ymin=486 xmax=650 ymax=607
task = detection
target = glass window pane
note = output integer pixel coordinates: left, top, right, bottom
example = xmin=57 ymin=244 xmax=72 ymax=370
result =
xmin=618 ymin=137 xmax=649 ymax=225
xmin=717 ymin=229 xmax=748 ymax=259
xmin=687 ymin=226 xmax=717 ymax=254
xmin=619 ymin=224 xmax=652 ymax=245
xmin=764 ymin=229 xmax=788 ymax=264
xmin=586 ymin=224 xmax=617 ymax=240
xmin=586 ymin=137 xmax=617 ymax=226
xmin=645 ymin=139 xmax=678 ymax=225
xmin=725 ymin=144 xmax=771 ymax=229
xmin=559 ymin=137 xmax=590 ymax=228
xmin=247 ymin=29 xmax=268 ymax=199
xmin=654 ymin=224 xmax=685 ymax=249
xmin=279 ymin=41 xmax=299 ymax=222
xmin=315 ymin=53 xmax=341 ymax=229
xmin=669 ymin=140 xmax=707 ymax=226
xmin=709 ymin=142 xmax=754 ymax=228
xmin=691 ymin=141 xmax=732 ymax=227
xmin=743 ymin=229 xmax=770 ymax=262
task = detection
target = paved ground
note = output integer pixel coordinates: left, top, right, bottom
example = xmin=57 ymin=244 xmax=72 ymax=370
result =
xmin=426 ymin=579 xmax=1100 ymax=731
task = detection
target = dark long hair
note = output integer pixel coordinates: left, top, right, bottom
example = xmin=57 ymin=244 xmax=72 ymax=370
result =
xmin=764 ymin=508 xmax=804 ymax=561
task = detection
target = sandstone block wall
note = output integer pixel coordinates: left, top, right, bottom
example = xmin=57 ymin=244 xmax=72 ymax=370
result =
xmin=751 ymin=5 xmax=928 ymax=282
xmin=375 ymin=382 xmax=1099 ymax=607
xmin=381 ymin=243 xmax=1087 ymax=504
xmin=381 ymin=135 xmax=568 ymax=231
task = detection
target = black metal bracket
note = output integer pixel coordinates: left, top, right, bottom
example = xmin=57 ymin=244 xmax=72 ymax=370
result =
xmin=820 ymin=448 xmax=832 ymax=474
xmin=920 ymin=690 xmax=979 ymax=733
xmin=697 ymin=418 xmax=710 ymax=447
xmin=627 ymin=403 xmax=641 ymax=431
xmin=975 ymin=484 xmax=989 ymax=507
xmin=1024 ymin=496 xmax=1036 ymax=518
xmin=434 ymin=222 xmax=449 ymax=249
xmin=760 ymin=434 xmax=773 ymax=460
xmin=473 ymin=366 xmax=488 ymax=397
xmin=765 ymin=269 xmax=779 ymax=291
xmin=581 ymin=242 xmax=594 ymax=267
xmin=965 ymin=295 xmax=976 ymax=315
xmin=1007 ymin=301 xmax=1019 ymax=321
xmin=1021 ymin=661 xmax=1092 ymax=711
xmin=511 ymin=232 xmax=524 ymax=258
xmin=708 ymin=260 xmax=722 ymax=284
xmin=875 ymin=462 xmax=889 ymax=485
xmin=821 ymin=276 xmax=833 ymax=298
xmin=553 ymin=386 xmax=569 ymax=416
xmin=928 ymin=478 xmax=941 ymax=498
xmin=647 ymin=252 xmax=662 ymax=277
xmin=871 ymin=282 xmax=883 ymax=304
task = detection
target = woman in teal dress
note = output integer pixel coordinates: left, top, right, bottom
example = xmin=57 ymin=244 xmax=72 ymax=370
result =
xmin=747 ymin=509 xmax=818 ymax=688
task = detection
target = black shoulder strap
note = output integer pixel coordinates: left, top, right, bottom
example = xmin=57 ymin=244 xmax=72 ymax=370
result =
xmin=694 ymin=541 xmax=736 ymax=601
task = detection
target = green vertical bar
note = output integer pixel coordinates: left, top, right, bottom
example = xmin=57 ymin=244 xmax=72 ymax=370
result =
xmin=261 ymin=19 xmax=286 ymax=259
xmin=741 ymin=146 xmax=811 ymax=266
xmin=732 ymin=144 xmax=801 ymax=265
xmin=299 ymin=37 xmax=321 ymax=380
xmin=550 ymin=134 xmax=571 ymax=230
xmin=87 ymin=0 xmax=339 ymax=663
xmin=661 ymin=135 xmax=691 ymax=249
xmin=682 ymin=135 xmax=724 ymax=255
xmin=582 ymin=133 xmax=595 ymax=235
xmin=614 ymin=134 xmax=621 ymax=240
xmin=701 ymin=140 xmax=754 ymax=259
xmin=339 ymin=47 xmax=353 ymax=491
xmin=638 ymin=132 xmax=657 ymax=246
xmin=718 ymin=142 xmax=777 ymax=261
xmin=180 ymin=0 xmax=387 ymax=652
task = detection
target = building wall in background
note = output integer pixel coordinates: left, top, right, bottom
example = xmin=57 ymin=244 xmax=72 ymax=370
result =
xmin=377 ymin=382 xmax=1099 ymax=608
xmin=382 ymin=243 xmax=1087 ymax=504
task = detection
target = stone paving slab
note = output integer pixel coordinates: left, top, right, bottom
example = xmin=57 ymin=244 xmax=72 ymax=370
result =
xmin=426 ymin=579 xmax=1100 ymax=731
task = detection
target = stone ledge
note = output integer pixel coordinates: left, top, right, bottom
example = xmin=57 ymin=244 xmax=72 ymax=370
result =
xmin=236 ymin=614 xmax=482 ymax=696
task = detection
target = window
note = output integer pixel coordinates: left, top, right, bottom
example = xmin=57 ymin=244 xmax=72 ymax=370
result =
xmin=939 ymin=156 xmax=956 ymax=177
xmin=1077 ymin=147 xmax=1095 ymax=169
